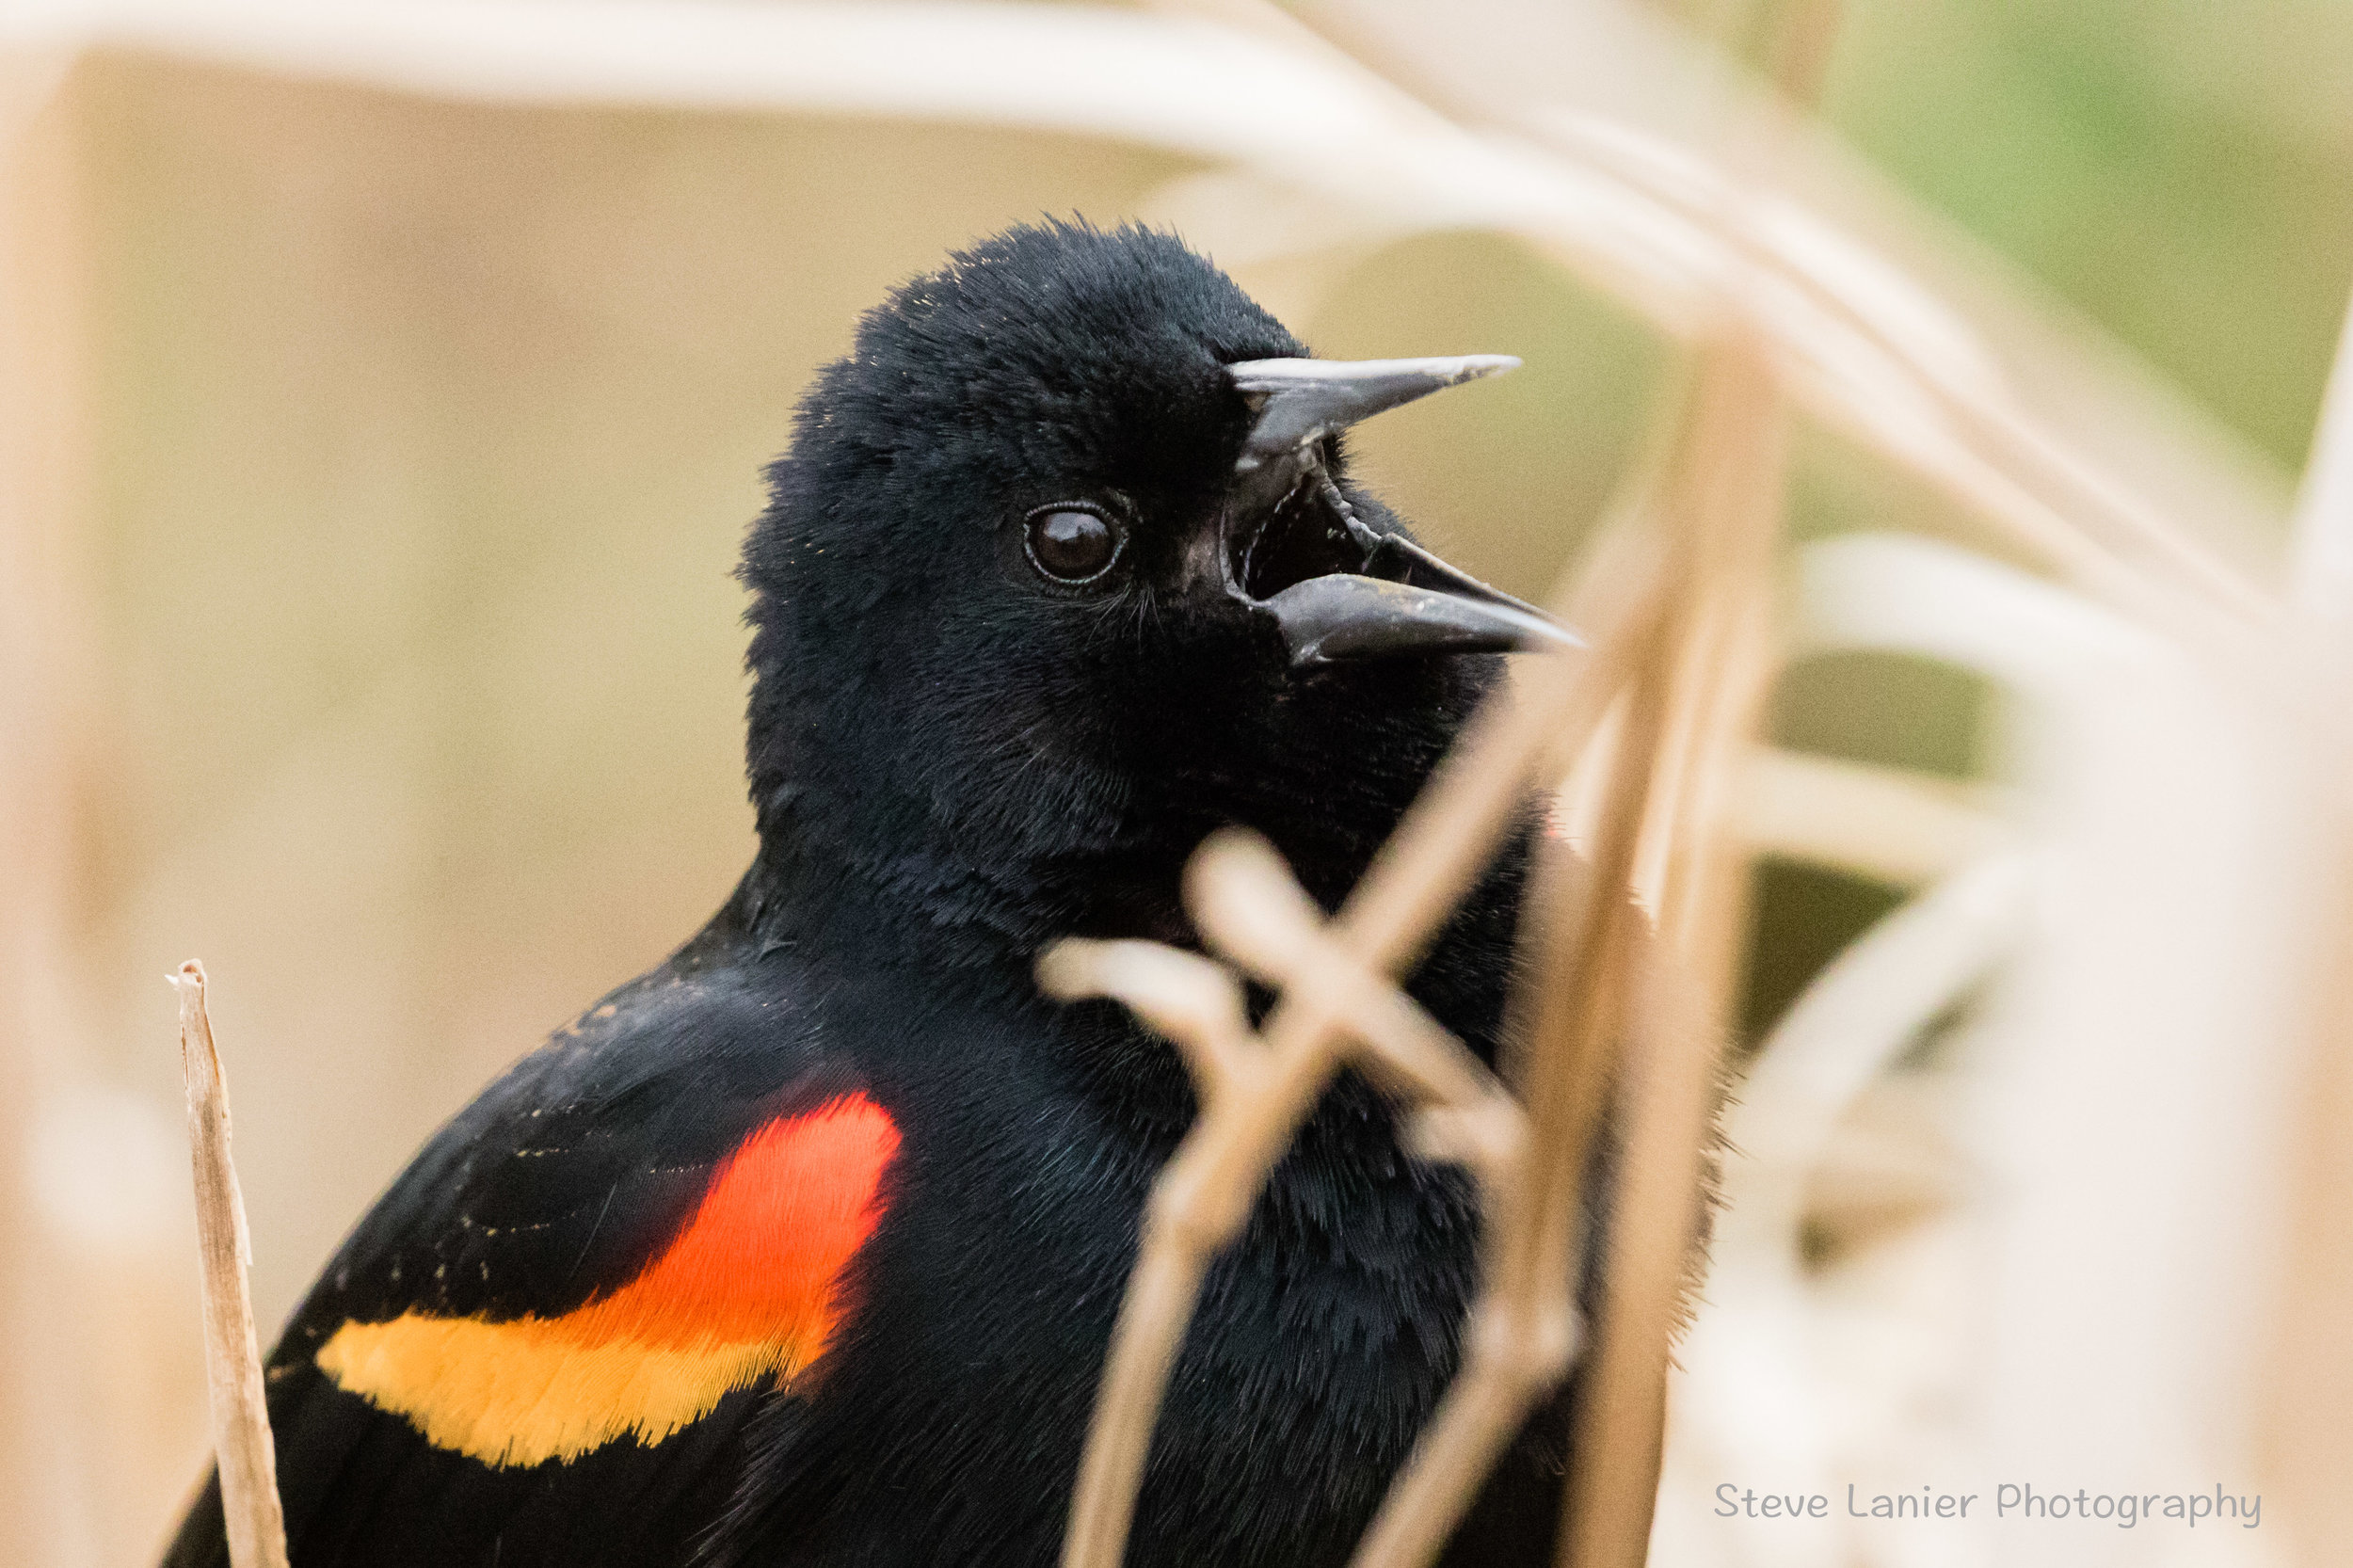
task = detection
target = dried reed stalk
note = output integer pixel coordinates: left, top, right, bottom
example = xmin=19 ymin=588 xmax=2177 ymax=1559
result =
xmin=1737 ymin=749 xmax=2007 ymax=888
xmin=1041 ymin=844 xmax=1524 ymax=1568
xmin=1341 ymin=605 xmax=1693 ymax=1568
xmin=1346 ymin=616 xmax=1665 ymax=1568
xmin=1543 ymin=16 xmax=1810 ymax=1560
xmin=2265 ymin=287 xmax=2353 ymax=1567
xmin=1561 ymin=339 xmax=1788 ymax=1568
xmin=1516 ymin=155 xmax=2272 ymax=652
xmin=2269 ymin=860 xmax=2353 ymax=1568
xmin=172 ymin=962 xmax=290 ymax=1568
xmin=1251 ymin=0 xmax=2272 ymax=646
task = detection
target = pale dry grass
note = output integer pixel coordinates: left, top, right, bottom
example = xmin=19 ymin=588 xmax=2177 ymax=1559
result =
xmin=0 ymin=3 xmax=2342 ymax=1567
xmin=170 ymin=963 xmax=287 ymax=1568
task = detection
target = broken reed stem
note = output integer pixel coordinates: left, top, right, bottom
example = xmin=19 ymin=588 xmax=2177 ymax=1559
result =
xmin=1054 ymin=536 xmax=1674 ymax=1568
xmin=172 ymin=961 xmax=290 ymax=1568
xmin=1349 ymin=612 xmax=1671 ymax=1568
xmin=1562 ymin=340 xmax=1788 ymax=1568
xmin=1048 ymin=836 xmax=1522 ymax=1568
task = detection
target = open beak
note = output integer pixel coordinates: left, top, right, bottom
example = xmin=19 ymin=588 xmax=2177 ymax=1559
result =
xmin=1222 ymin=356 xmax=1584 ymax=669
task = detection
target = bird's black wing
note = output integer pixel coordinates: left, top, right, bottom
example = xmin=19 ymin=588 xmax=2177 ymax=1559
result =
xmin=163 ymin=936 xmax=899 ymax=1568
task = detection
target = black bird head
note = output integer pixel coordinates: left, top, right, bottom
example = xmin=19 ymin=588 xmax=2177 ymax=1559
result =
xmin=742 ymin=221 xmax=1567 ymax=964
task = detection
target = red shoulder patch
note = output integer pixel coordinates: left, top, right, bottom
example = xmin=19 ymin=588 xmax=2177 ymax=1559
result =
xmin=316 ymin=1093 xmax=901 ymax=1465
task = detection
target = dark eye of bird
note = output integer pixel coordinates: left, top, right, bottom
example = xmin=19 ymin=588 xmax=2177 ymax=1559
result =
xmin=1024 ymin=504 xmax=1122 ymax=584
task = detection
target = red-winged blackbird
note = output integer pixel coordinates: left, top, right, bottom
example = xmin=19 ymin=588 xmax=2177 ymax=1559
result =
xmin=166 ymin=220 xmax=1577 ymax=1568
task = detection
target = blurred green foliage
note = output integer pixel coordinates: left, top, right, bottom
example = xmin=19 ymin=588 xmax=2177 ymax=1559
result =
xmin=1740 ymin=861 xmax=1909 ymax=1044
xmin=1741 ymin=0 xmax=2353 ymax=1040
xmin=1827 ymin=0 xmax=2353 ymax=470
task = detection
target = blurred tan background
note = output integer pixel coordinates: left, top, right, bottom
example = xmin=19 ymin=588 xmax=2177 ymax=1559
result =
xmin=2 ymin=2 xmax=2348 ymax=1564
